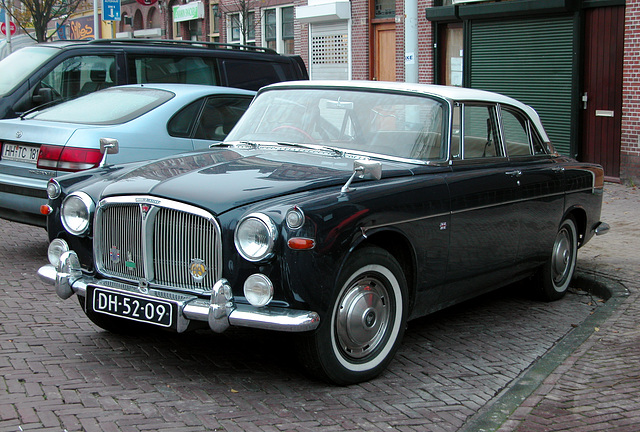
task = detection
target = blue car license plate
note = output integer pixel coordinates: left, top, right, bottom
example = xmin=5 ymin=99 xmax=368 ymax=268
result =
xmin=90 ymin=287 xmax=174 ymax=328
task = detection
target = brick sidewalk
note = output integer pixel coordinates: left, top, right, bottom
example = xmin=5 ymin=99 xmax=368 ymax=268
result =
xmin=496 ymin=184 xmax=640 ymax=431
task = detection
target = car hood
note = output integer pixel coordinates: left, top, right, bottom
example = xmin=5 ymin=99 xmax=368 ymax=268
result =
xmin=99 ymin=147 xmax=416 ymax=215
xmin=0 ymin=118 xmax=97 ymax=146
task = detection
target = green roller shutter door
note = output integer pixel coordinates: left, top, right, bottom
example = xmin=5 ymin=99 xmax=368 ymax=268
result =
xmin=469 ymin=16 xmax=577 ymax=156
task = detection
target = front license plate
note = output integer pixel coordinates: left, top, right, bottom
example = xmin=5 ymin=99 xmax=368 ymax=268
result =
xmin=1 ymin=143 xmax=40 ymax=164
xmin=91 ymin=287 xmax=174 ymax=328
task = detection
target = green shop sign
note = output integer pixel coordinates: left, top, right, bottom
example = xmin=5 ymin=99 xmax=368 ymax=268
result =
xmin=173 ymin=1 xmax=204 ymax=22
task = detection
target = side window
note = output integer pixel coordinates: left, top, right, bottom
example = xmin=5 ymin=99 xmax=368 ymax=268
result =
xmin=502 ymin=109 xmax=532 ymax=156
xmin=193 ymin=96 xmax=253 ymax=140
xmin=463 ymin=104 xmax=501 ymax=159
xmin=220 ymin=59 xmax=289 ymax=90
xmin=131 ymin=56 xmax=218 ymax=85
xmin=39 ymin=55 xmax=116 ymax=100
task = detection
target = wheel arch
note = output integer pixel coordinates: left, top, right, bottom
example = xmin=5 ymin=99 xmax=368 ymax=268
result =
xmin=564 ymin=206 xmax=587 ymax=247
xmin=350 ymin=229 xmax=417 ymax=314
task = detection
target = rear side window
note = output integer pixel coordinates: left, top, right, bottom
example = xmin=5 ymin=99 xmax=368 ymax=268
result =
xmin=131 ymin=56 xmax=218 ymax=85
xmin=502 ymin=109 xmax=532 ymax=156
xmin=169 ymin=95 xmax=253 ymax=140
xmin=220 ymin=59 xmax=293 ymax=90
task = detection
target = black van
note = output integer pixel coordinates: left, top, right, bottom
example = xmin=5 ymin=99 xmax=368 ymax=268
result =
xmin=0 ymin=39 xmax=308 ymax=119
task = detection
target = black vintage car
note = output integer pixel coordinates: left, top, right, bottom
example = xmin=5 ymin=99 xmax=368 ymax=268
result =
xmin=38 ymin=81 xmax=609 ymax=385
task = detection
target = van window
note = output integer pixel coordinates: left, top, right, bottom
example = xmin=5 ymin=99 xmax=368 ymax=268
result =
xmin=221 ymin=59 xmax=290 ymax=90
xmin=38 ymin=55 xmax=117 ymax=102
xmin=131 ymin=56 xmax=219 ymax=85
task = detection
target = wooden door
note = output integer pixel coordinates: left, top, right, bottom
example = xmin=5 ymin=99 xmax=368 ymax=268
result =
xmin=582 ymin=6 xmax=624 ymax=180
xmin=373 ymin=23 xmax=396 ymax=82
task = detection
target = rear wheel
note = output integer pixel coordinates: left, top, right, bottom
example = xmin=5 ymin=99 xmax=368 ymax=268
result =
xmin=536 ymin=217 xmax=578 ymax=301
xmin=300 ymin=247 xmax=408 ymax=385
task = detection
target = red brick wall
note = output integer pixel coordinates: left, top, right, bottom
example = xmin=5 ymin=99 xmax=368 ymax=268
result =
xmin=623 ymin=0 xmax=640 ymax=183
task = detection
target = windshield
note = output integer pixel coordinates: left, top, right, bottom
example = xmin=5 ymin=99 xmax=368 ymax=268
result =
xmin=29 ymin=87 xmax=175 ymax=125
xmin=0 ymin=46 xmax=59 ymax=96
xmin=226 ymin=88 xmax=446 ymax=161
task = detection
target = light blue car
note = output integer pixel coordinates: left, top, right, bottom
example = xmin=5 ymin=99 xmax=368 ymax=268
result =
xmin=0 ymin=83 xmax=255 ymax=227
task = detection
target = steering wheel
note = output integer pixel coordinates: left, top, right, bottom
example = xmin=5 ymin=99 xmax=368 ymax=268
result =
xmin=271 ymin=125 xmax=315 ymax=142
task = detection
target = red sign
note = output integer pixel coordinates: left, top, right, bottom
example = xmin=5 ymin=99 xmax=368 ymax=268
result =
xmin=1 ymin=21 xmax=17 ymax=36
xmin=136 ymin=0 xmax=158 ymax=5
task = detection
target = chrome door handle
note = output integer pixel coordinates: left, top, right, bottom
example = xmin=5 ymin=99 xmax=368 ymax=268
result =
xmin=505 ymin=170 xmax=522 ymax=177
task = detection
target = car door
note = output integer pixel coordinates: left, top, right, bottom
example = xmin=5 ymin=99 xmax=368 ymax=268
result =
xmin=441 ymin=102 xmax=522 ymax=302
xmin=500 ymin=105 xmax=565 ymax=270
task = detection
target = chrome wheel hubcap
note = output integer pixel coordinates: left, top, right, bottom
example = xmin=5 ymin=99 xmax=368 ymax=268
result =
xmin=335 ymin=276 xmax=390 ymax=359
xmin=552 ymin=227 xmax=572 ymax=286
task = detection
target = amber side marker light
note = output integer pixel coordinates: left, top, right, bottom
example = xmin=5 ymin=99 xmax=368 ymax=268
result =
xmin=287 ymin=238 xmax=316 ymax=250
xmin=40 ymin=205 xmax=52 ymax=215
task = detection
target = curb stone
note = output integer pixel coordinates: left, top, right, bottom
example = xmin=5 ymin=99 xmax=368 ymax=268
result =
xmin=458 ymin=271 xmax=629 ymax=432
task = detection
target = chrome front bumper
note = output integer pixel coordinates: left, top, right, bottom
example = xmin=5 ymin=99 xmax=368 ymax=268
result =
xmin=38 ymin=251 xmax=320 ymax=334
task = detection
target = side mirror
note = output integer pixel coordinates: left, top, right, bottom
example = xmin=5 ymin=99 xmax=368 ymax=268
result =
xmin=341 ymin=159 xmax=382 ymax=193
xmin=99 ymin=138 xmax=119 ymax=167
xmin=32 ymin=88 xmax=54 ymax=105
xmin=99 ymin=138 xmax=119 ymax=155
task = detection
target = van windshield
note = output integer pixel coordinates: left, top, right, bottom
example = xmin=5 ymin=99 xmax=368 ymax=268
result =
xmin=0 ymin=46 xmax=59 ymax=96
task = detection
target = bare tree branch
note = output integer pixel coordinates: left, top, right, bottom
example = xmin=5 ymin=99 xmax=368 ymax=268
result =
xmin=1 ymin=0 xmax=88 ymax=42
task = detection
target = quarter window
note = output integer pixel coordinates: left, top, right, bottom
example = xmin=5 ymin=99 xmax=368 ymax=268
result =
xmin=502 ymin=109 xmax=532 ymax=156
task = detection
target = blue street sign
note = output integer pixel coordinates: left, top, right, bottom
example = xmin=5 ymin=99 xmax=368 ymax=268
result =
xmin=102 ymin=0 xmax=121 ymax=21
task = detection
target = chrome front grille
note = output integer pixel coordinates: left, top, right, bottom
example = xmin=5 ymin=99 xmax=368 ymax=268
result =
xmin=95 ymin=196 xmax=221 ymax=294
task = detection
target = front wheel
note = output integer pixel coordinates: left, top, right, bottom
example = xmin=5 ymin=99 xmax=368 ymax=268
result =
xmin=300 ymin=247 xmax=408 ymax=385
xmin=536 ymin=216 xmax=578 ymax=301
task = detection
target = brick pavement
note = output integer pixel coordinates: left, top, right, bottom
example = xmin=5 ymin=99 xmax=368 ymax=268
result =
xmin=0 ymin=184 xmax=635 ymax=432
xmin=493 ymin=183 xmax=640 ymax=432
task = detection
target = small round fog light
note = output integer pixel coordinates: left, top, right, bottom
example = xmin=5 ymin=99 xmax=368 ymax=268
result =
xmin=46 ymin=179 xmax=61 ymax=200
xmin=285 ymin=206 xmax=305 ymax=229
xmin=48 ymin=238 xmax=69 ymax=267
xmin=243 ymin=274 xmax=274 ymax=307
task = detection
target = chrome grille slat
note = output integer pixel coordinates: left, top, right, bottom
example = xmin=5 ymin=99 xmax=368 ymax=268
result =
xmin=95 ymin=197 xmax=221 ymax=295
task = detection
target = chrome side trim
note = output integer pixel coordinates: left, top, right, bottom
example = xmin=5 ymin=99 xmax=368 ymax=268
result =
xmin=361 ymin=211 xmax=450 ymax=234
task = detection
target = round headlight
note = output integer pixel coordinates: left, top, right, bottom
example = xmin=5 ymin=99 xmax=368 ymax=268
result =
xmin=47 ymin=238 xmax=69 ymax=267
xmin=46 ymin=179 xmax=61 ymax=200
xmin=234 ymin=213 xmax=277 ymax=262
xmin=243 ymin=274 xmax=274 ymax=307
xmin=61 ymin=192 xmax=94 ymax=235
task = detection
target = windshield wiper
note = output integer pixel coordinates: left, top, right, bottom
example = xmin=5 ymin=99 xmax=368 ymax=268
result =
xmin=19 ymin=98 xmax=67 ymax=120
xmin=277 ymin=141 xmax=345 ymax=157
